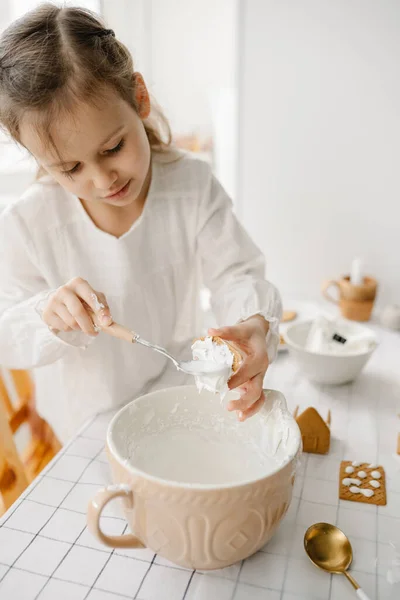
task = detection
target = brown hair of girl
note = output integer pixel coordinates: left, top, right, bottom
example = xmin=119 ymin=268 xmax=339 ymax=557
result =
xmin=0 ymin=3 xmax=175 ymax=169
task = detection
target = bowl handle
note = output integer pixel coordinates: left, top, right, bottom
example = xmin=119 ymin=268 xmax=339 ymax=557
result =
xmin=321 ymin=279 xmax=340 ymax=304
xmin=87 ymin=484 xmax=145 ymax=549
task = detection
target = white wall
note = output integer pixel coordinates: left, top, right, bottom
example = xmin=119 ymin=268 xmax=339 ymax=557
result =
xmin=148 ymin=0 xmax=237 ymax=136
xmin=239 ymin=0 xmax=400 ymax=306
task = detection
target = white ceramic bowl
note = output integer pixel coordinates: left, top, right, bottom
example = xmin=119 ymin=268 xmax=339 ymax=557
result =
xmin=87 ymin=386 xmax=301 ymax=570
xmin=283 ymin=319 xmax=377 ymax=385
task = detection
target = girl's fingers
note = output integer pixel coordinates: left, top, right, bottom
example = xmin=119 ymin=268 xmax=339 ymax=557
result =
xmin=61 ymin=290 xmax=97 ymax=335
xmin=208 ymin=326 xmax=244 ymax=344
xmin=68 ymin=277 xmax=112 ymax=326
xmin=47 ymin=314 xmax=74 ymax=333
xmin=90 ymin=291 xmax=113 ymax=326
xmin=55 ymin=304 xmax=81 ymax=331
xmin=228 ymin=358 xmax=260 ymax=390
xmin=238 ymin=392 xmax=265 ymax=422
xmin=227 ymin=373 xmax=264 ymax=412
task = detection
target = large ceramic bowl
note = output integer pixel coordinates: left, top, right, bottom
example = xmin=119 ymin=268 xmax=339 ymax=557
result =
xmin=87 ymin=385 xmax=301 ymax=570
xmin=283 ymin=319 xmax=378 ymax=385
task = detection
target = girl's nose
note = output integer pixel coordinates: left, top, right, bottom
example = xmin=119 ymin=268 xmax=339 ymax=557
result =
xmin=92 ymin=165 xmax=118 ymax=192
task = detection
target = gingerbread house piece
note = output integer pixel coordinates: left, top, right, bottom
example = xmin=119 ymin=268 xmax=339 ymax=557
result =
xmin=293 ymin=406 xmax=331 ymax=454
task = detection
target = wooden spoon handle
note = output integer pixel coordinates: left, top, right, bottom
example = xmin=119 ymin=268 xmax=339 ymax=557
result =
xmin=100 ymin=322 xmax=136 ymax=343
xmin=88 ymin=311 xmax=136 ymax=344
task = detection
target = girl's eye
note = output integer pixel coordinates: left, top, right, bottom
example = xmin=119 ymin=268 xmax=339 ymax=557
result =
xmin=60 ymin=139 xmax=125 ymax=177
xmin=62 ymin=163 xmax=81 ymax=177
xmin=105 ymin=139 xmax=125 ymax=154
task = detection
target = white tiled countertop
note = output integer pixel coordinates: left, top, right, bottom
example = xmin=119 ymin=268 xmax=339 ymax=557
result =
xmin=1 ymin=307 xmax=400 ymax=599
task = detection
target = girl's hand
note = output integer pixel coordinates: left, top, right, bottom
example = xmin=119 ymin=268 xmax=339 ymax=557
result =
xmin=42 ymin=277 xmax=112 ymax=336
xmin=209 ymin=315 xmax=269 ymax=421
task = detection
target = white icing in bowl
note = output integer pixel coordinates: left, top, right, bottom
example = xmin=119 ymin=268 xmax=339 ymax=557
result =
xmin=107 ymin=386 xmax=301 ymax=488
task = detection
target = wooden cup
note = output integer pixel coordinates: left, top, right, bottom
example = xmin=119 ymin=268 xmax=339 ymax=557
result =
xmin=321 ymin=276 xmax=377 ymax=322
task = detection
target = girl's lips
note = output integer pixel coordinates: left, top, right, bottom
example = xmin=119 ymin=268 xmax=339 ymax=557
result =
xmin=106 ymin=179 xmax=131 ymax=200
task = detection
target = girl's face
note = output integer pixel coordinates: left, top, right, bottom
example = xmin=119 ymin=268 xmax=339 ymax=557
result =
xmin=20 ymin=83 xmax=151 ymax=208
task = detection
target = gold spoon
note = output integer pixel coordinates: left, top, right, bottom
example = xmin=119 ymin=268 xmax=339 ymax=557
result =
xmin=304 ymin=523 xmax=371 ymax=599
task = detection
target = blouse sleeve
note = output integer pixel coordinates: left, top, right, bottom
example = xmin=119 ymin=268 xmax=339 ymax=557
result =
xmin=0 ymin=207 xmax=91 ymax=369
xmin=196 ymin=170 xmax=282 ymax=362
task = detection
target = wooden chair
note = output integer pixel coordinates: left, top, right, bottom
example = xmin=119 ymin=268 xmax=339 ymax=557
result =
xmin=0 ymin=368 xmax=62 ymax=515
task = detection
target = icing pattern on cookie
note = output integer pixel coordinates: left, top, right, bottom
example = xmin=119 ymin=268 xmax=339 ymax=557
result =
xmin=342 ymin=477 xmax=361 ymax=486
xmin=370 ymin=480 xmax=381 ymax=489
xmin=349 ymin=486 xmax=374 ymax=498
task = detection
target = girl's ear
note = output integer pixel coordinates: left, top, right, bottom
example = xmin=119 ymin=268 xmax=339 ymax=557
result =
xmin=133 ymin=72 xmax=150 ymax=119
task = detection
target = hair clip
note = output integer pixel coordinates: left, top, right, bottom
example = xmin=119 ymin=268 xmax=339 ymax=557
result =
xmin=97 ymin=28 xmax=115 ymax=38
xmin=87 ymin=28 xmax=115 ymax=38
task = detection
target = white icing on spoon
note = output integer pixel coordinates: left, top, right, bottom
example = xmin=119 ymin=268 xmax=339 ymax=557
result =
xmin=370 ymin=480 xmax=380 ymax=489
xmin=191 ymin=337 xmax=235 ymax=398
xmin=181 ymin=360 xmax=231 ymax=375
xmin=350 ymin=486 xmax=374 ymax=497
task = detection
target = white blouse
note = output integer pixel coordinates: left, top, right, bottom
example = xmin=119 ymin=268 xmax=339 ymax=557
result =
xmin=0 ymin=153 xmax=282 ymax=442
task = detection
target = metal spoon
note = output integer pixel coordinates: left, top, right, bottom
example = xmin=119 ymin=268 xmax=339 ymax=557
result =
xmin=91 ymin=316 xmax=229 ymax=378
xmin=304 ymin=523 xmax=371 ymax=599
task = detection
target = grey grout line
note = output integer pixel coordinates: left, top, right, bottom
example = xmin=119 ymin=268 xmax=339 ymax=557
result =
xmin=92 ymin=591 xmax=132 ymax=600
xmin=278 ymin=452 xmax=309 ymax=600
xmin=0 ymin=418 xmax=97 ymax=527
xmin=272 ymin=354 xmax=306 ymax=600
xmin=326 ymin=380 xmax=350 ymax=600
xmin=9 ymin=566 xmax=131 ymax=599
xmin=181 ymin=569 xmax=196 ymax=599
xmin=2 ymin=504 xmax=125 ymax=521
xmin=36 ymin=475 xmax=99 ymax=485
xmin=0 ymin=564 xmax=10 ymax=584
xmin=231 ymin=560 xmax=244 ymax=599
xmin=0 ymin=444 xmax=103 ymax=599
xmin=10 ymin=566 xmax=127 ymax=600
xmin=0 ymin=475 xmax=45 ymax=527
xmin=375 ymin=386 xmax=381 ymax=600
xmin=237 ymin=579 xmax=297 ymax=595
xmin=31 ymin=536 xmax=86 ymax=599
xmin=134 ymin=553 xmax=158 ymax=599
xmin=77 ymin=435 xmax=109 ymax=442
xmin=87 ymin=589 xmax=131 ymax=600
xmin=27 ymin=479 xmax=77 ymax=507
xmin=4 ymin=566 xmax=49 ymax=598
xmin=5 ymin=504 xmax=58 ymax=570
xmin=83 ymin=550 xmax=116 ymax=600
xmin=3 ymin=521 xmax=231 ymax=571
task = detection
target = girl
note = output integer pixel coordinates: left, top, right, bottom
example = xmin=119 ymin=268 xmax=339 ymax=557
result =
xmin=0 ymin=4 xmax=282 ymax=443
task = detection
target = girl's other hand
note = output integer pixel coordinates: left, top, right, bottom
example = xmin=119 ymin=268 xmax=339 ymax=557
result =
xmin=209 ymin=315 xmax=269 ymax=421
xmin=42 ymin=277 xmax=112 ymax=336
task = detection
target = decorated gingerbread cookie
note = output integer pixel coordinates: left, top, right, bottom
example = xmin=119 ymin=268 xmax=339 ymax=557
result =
xmin=339 ymin=461 xmax=386 ymax=506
